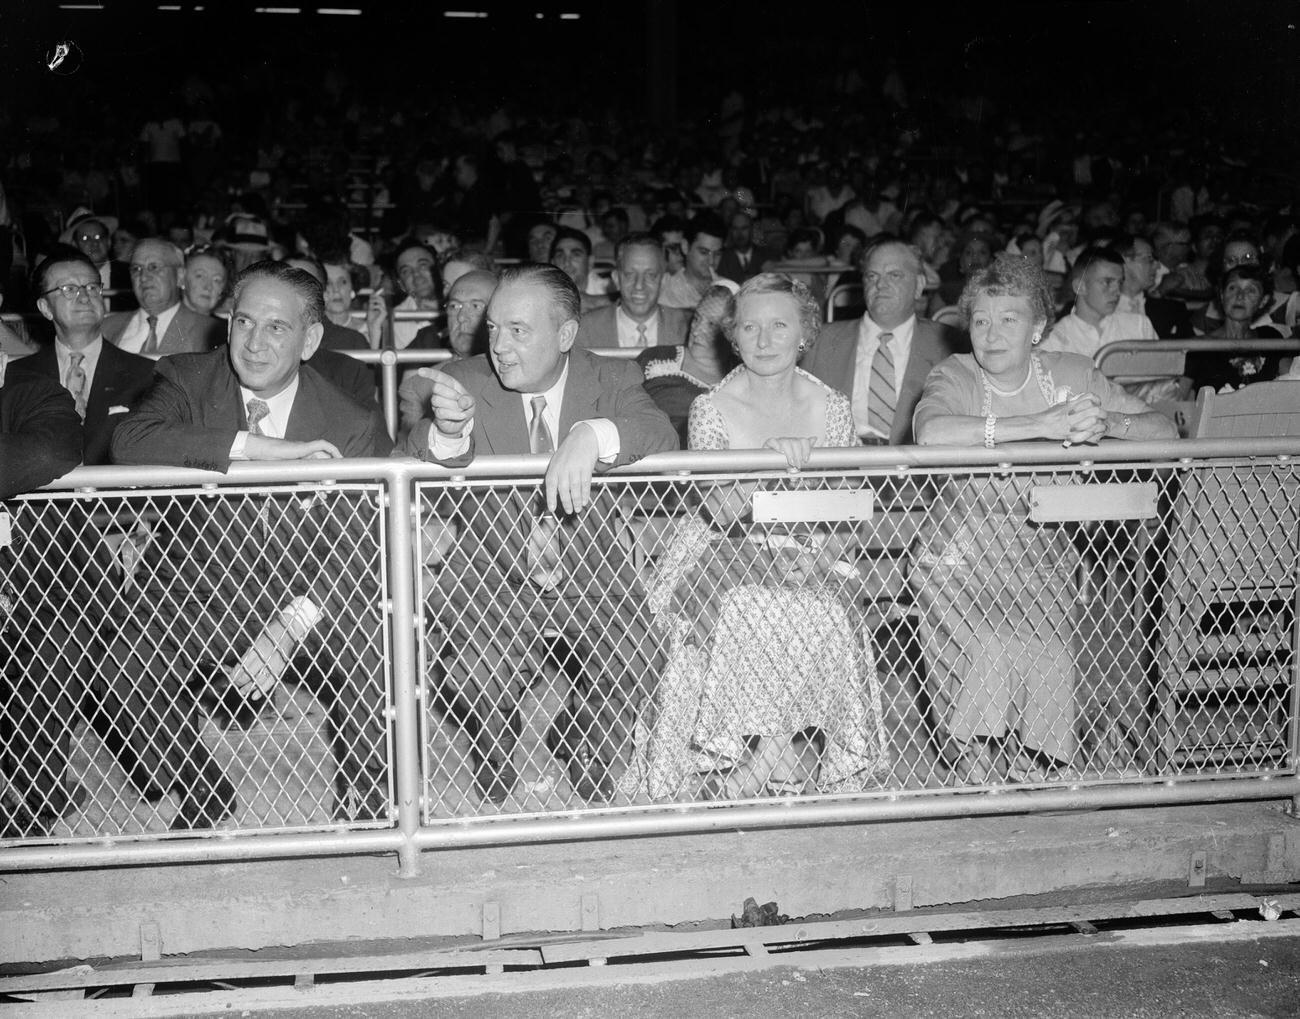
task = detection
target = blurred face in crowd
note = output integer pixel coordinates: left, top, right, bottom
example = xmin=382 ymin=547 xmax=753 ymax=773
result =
xmin=969 ymin=292 xmax=1044 ymax=387
xmin=37 ymin=259 xmax=106 ymax=340
xmin=601 ymin=212 xmax=628 ymax=247
xmin=322 ymin=262 xmax=355 ymax=318
xmin=731 ymin=291 xmax=806 ymax=379
xmin=527 ymin=223 xmax=558 ymax=264
xmin=863 ymin=243 xmax=925 ymax=329
xmin=614 ymin=241 xmax=665 ymax=321
xmin=959 ymin=236 xmax=993 ymax=277
xmin=182 ymin=253 xmax=228 ymax=316
xmin=551 ymin=236 xmax=591 ymax=287
xmin=660 ymin=230 xmax=686 ymax=274
xmin=112 ymin=228 xmax=137 ymax=263
xmin=1195 ymin=223 xmax=1225 ymax=260
xmin=397 ymin=245 xmax=437 ymax=301
xmin=441 ymin=258 xmax=476 ymax=293
xmin=685 ymin=231 xmax=723 ymax=282
xmin=1122 ymin=239 xmax=1159 ymax=293
xmin=72 ymin=219 xmax=111 ymax=267
xmin=1154 ymin=228 xmax=1191 ymax=268
xmin=228 ymin=275 xmax=322 ymax=399
xmin=486 ymin=279 xmax=575 ymax=394
xmin=835 ymin=232 xmax=864 ymax=266
xmin=1075 ymin=258 xmax=1124 ymax=319
xmin=728 ymin=213 xmax=754 ymax=251
xmin=1222 ymin=239 xmax=1261 ymax=271
xmin=1018 ymin=237 xmax=1044 ymax=267
xmin=129 ymin=240 xmax=184 ymax=315
xmin=1221 ymin=276 xmax=1266 ymax=324
xmin=445 ymin=270 xmax=496 ymax=358
xmin=912 ymin=221 xmax=942 ymax=260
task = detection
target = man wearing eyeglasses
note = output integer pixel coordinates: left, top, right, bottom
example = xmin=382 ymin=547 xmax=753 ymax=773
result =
xmin=103 ymin=238 xmax=225 ymax=356
xmin=12 ymin=246 xmax=154 ymax=464
xmin=63 ymin=210 xmax=136 ymax=312
xmin=1115 ymin=235 xmax=1193 ymax=339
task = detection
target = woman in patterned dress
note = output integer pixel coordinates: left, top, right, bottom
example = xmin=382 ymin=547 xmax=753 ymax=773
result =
xmin=911 ymin=254 xmax=1176 ymax=784
xmin=628 ymin=273 xmax=889 ymax=801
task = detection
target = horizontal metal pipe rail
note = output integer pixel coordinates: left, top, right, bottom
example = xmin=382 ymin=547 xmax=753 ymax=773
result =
xmin=4 ymin=441 xmax=1298 ymax=873
xmin=1096 ymin=338 xmax=1300 ymax=371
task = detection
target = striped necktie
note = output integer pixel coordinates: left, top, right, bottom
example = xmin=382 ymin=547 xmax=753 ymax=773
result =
xmin=866 ymin=331 xmax=896 ymax=441
xmin=142 ymin=314 xmax=160 ymax=355
xmin=528 ymin=395 xmax=553 ymax=454
xmin=526 ymin=394 xmax=563 ymax=587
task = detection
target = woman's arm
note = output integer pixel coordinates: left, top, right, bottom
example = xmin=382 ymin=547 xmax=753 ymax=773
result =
xmin=916 ymin=396 xmax=1100 ymax=446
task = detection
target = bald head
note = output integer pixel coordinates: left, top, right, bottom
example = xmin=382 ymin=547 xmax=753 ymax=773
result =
xmin=446 ymin=269 xmax=497 ymax=357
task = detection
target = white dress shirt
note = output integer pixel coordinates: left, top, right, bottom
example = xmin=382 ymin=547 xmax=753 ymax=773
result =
xmin=1116 ymin=291 xmax=1146 ymax=316
xmin=615 ymin=305 xmax=660 ymax=348
xmin=391 ymin=295 xmax=435 ymax=350
xmin=851 ymin=314 xmax=916 ymax=440
xmin=429 ymin=356 xmax=620 ymax=462
xmin=114 ymin=302 xmax=181 ymax=354
xmin=1042 ymin=309 xmax=1157 ymax=362
xmin=229 ymin=375 xmax=301 ymax=459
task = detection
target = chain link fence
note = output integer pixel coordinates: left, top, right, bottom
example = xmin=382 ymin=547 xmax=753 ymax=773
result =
xmin=2 ymin=444 xmax=1297 ymax=868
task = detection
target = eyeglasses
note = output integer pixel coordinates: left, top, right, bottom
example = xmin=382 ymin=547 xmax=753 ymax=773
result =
xmin=447 ymin=299 xmax=487 ymax=314
xmin=74 ymin=232 xmax=108 ymax=243
xmin=129 ymin=261 xmax=179 ymax=277
xmin=43 ymin=282 xmax=103 ymax=300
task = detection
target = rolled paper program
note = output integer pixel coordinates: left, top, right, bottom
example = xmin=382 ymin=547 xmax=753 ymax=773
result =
xmin=233 ymin=595 xmax=324 ymax=699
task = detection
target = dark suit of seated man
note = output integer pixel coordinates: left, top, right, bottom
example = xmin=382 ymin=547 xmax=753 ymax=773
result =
xmin=802 ymin=240 xmax=960 ymax=445
xmin=110 ymin=261 xmax=394 ymax=827
xmin=11 ymin=247 xmax=155 ymax=465
xmin=103 ymin=238 xmax=226 ymax=356
xmin=405 ymin=264 xmax=678 ymax=808
xmin=573 ymin=234 xmax=692 ymax=350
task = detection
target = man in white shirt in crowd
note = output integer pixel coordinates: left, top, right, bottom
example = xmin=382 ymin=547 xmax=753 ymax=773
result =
xmin=658 ymin=215 xmax=726 ymax=310
xmin=574 ymin=233 xmax=690 ymax=349
xmin=1043 ymin=246 xmax=1157 ymax=361
xmin=103 ymin=238 xmax=225 ymax=355
xmin=366 ymin=239 xmax=441 ymax=350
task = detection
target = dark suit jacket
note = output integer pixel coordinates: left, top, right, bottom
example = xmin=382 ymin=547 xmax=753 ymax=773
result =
xmin=319 ymin=320 xmax=369 ymax=352
xmin=717 ymin=245 xmax=779 ymax=285
xmin=803 ymin=316 xmax=958 ymax=445
xmin=111 ymin=348 xmax=391 ymax=471
xmin=307 ymin=347 xmax=379 ymax=406
xmin=105 ymin=261 xmax=137 ymax=312
xmin=0 ymin=374 xmax=82 ymax=498
xmin=408 ymin=347 xmax=678 ymax=591
xmin=574 ymin=304 xmax=691 ymax=350
xmin=9 ymin=340 xmax=156 ymax=465
xmin=103 ymin=303 xmax=226 ymax=356
xmin=1144 ymin=296 xmax=1194 ymax=339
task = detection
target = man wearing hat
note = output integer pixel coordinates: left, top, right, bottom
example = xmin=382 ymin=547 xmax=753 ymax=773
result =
xmin=103 ymin=238 xmax=225 ymax=356
xmin=62 ymin=208 xmax=135 ymax=311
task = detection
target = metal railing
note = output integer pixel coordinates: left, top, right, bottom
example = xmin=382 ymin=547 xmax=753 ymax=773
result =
xmin=2 ymin=439 xmax=1298 ymax=874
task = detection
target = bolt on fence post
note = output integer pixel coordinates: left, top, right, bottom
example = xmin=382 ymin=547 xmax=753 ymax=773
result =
xmin=384 ymin=465 xmax=423 ymax=877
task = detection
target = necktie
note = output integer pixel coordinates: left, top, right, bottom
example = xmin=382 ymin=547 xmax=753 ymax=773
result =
xmin=528 ymin=394 xmax=554 ymax=454
xmin=866 ymin=331 xmax=897 ymax=441
xmin=246 ymin=398 xmax=271 ymax=436
xmin=142 ymin=314 xmax=160 ymax=355
xmin=66 ymin=352 xmax=88 ymax=420
xmin=525 ymin=395 xmax=563 ymax=587
xmin=635 ymin=322 xmax=647 ymax=347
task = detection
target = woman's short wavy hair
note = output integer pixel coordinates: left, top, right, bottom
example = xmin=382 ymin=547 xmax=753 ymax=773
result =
xmin=957 ymin=252 xmax=1055 ymax=329
xmin=722 ymin=271 xmax=823 ymax=353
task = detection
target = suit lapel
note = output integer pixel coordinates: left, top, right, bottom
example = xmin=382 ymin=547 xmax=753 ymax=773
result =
xmin=476 ymin=377 xmax=529 ymax=455
xmin=284 ymin=369 xmax=328 ymax=441
xmin=892 ymin=321 xmax=940 ymax=443
xmin=557 ymin=351 xmax=599 ymax=437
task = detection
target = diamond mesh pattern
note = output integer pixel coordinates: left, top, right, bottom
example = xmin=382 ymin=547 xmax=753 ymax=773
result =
xmin=1 ymin=484 xmax=391 ymax=842
xmin=415 ymin=457 xmax=1298 ymax=820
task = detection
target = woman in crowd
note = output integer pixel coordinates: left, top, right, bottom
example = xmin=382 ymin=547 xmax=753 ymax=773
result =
xmin=1186 ymin=264 xmax=1287 ymax=391
xmin=636 ymin=284 xmax=736 ymax=446
xmin=179 ymin=245 xmax=231 ymax=317
xmin=626 ymin=273 xmax=889 ymax=801
xmin=911 ymin=255 xmax=1175 ymax=784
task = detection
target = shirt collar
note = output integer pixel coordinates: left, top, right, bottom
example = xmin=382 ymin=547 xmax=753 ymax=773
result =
xmin=55 ymin=335 xmax=104 ymax=379
xmin=616 ymin=304 xmax=659 ymax=345
xmin=238 ymin=373 xmax=301 ymax=438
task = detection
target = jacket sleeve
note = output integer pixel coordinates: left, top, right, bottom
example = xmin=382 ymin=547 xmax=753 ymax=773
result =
xmin=110 ymin=358 xmax=236 ymax=471
xmin=600 ymin=358 xmax=680 ymax=464
xmin=0 ymin=376 xmax=83 ymax=498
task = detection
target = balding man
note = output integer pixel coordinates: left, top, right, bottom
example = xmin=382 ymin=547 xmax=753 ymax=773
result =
xmin=407 ymin=264 xmax=676 ymax=806
xmin=411 ymin=268 xmax=496 ymax=358
xmin=104 ymin=238 xmax=225 ymax=355
xmin=804 ymin=240 xmax=959 ymax=444
xmin=574 ymin=233 xmax=691 ymax=349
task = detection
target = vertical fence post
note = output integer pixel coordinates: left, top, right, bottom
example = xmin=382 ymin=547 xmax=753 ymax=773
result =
xmin=384 ymin=464 xmax=423 ymax=877
xmin=1290 ymin=580 xmax=1300 ymax=818
xmin=381 ymin=349 xmax=400 ymax=442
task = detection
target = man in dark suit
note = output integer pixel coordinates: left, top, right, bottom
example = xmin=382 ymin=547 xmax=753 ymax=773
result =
xmin=103 ymin=238 xmax=225 ymax=356
xmin=574 ymin=234 xmax=691 ymax=349
xmin=1116 ymin=235 xmax=1193 ymax=338
xmin=11 ymin=247 xmax=155 ymax=464
xmin=109 ymin=261 xmax=393 ymax=827
xmin=803 ymin=240 xmax=959 ymax=445
xmin=407 ymin=264 xmax=677 ymax=807
xmin=717 ymin=210 xmax=778 ymax=286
